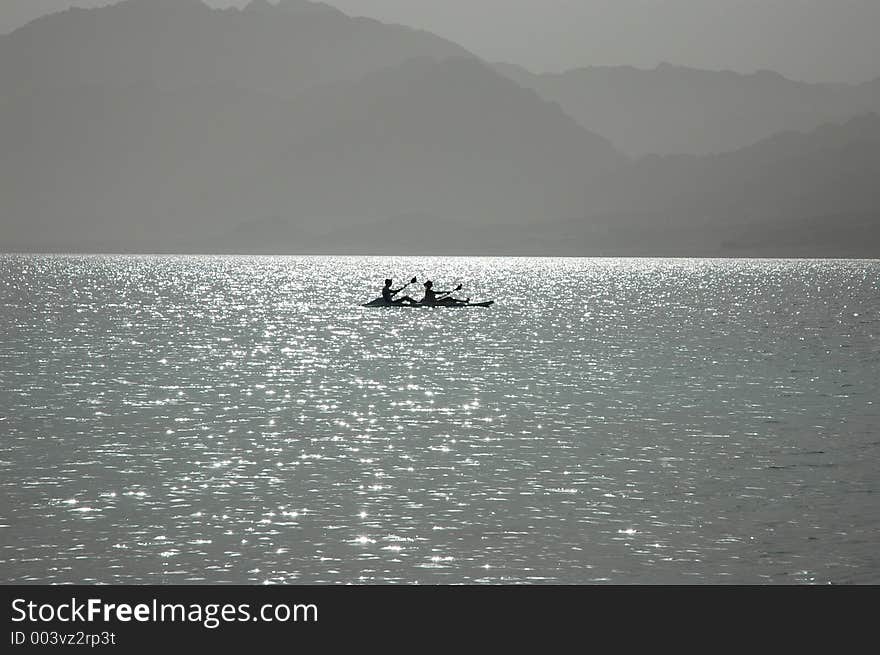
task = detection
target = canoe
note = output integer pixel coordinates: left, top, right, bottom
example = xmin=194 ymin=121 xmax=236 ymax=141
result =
xmin=362 ymin=298 xmax=494 ymax=308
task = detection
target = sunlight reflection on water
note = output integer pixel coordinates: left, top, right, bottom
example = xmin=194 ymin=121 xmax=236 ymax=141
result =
xmin=1 ymin=255 xmax=878 ymax=583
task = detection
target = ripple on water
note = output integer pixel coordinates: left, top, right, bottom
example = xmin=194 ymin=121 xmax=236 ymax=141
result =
xmin=0 ymin=255 xmax=878 ymax=583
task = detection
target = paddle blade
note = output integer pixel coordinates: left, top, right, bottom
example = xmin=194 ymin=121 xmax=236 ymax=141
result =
xmin=410 ymin=276 xmax=418 ymax=284
xmin=455 ymin=284 xmax=463 ymax=291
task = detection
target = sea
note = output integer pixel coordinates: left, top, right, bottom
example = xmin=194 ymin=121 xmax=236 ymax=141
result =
xmin=1 ymin=254 xmax=878 ymax=584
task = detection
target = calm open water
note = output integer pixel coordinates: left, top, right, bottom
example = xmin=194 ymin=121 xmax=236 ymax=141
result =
xmin=1 ymin=255 xmax=878 ymax=584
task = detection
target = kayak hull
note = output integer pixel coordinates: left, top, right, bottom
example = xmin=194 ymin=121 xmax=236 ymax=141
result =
xmin=362 ymin=298 xmax=494 ymax=308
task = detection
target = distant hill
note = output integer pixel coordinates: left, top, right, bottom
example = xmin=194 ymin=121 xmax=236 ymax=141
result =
xmin=585 ymin=113 xmax=880 ymax=217
xmin=0 ymin=0 xmax=877 ymax=256
xmin=246 ymin=114 xmax=878 ymax=258
xmin=0 ymin=0 xmax=624 ymax=252
xmin=494 ymin=62 xmax=880 ymax=157
xmin=0 ymin=0 xmax=470 ymax=98
xmin=570 ymin=114 xmax=880 ymax=256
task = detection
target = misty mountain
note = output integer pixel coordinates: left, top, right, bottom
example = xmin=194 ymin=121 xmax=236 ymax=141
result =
xmin=263 ymin=114 xmax=880 ymax=257
xmin=570 ymin=113 xmax=880 ymax=256
xmin=0 ymin=0 xmax=469 ymax=99
xmin=0 ymin=0 xmax=877 ymax=256
xmin=586 ymin=113 xmax=880 ymax=216
xmin=495 ymin=62 xmax=880 ymax=157
xmin=0 ymin=0 xmax=625 ymax=252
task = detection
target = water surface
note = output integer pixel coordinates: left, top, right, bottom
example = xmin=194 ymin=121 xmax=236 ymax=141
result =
xmin=1 ymin=255 xmax=878 ymax=583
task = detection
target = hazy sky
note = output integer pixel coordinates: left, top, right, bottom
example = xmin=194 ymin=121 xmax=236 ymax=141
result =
xmin=2 ymin=0 xmax=879 ymax=83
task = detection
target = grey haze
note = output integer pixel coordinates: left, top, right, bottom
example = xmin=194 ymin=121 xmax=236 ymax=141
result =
xmin=0 ymin=0 xmax=878 ymax=256
xmin=3 ymin=0 xmax=880 ymax=84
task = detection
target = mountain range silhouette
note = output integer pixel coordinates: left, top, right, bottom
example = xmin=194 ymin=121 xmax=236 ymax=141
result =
xmin=1 ymin=0 xmax=877 ymax=256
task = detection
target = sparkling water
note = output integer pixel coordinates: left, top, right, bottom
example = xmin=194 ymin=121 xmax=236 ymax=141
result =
xmin=1 ymin=255 xmax=878 ymax=583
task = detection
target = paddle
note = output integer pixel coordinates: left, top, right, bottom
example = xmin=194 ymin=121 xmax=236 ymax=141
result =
xmin=390 ymin=276 xmax=418 ymax=298
xmin=436 ymin=283 xmax=463 ymax=298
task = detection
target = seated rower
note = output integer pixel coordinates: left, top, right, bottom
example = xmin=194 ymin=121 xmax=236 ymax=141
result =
xmin=381 ymin=278 xmax=418 ymax=306
xmin=420 ymin=280 xmax=469 ymax=306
